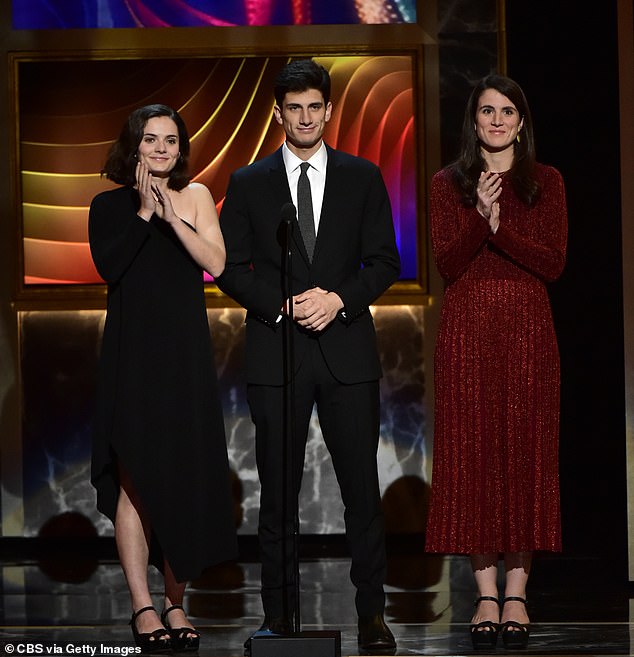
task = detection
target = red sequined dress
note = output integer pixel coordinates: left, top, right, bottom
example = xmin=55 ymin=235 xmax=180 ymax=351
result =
xmin=425 ymin=164 xmax=567 ymax=554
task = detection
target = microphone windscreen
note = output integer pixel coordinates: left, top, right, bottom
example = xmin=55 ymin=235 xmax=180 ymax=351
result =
xmin=281 ymin=202 xmax=296 ymax=224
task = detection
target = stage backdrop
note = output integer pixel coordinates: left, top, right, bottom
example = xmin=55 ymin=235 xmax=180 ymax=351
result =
xmin=14 ymin=52 xmax=427 ymax=537
xmin=18 ymin=55 xmax=421 ymax=286
xmin=12 ymin=0 xmax=417 ymax=28
xmin=3 ymin=0 xmax=502 ymax=543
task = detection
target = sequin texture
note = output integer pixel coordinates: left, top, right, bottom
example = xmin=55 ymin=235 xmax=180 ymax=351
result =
xmin=425 ymin=164 xmax=568 ymax=554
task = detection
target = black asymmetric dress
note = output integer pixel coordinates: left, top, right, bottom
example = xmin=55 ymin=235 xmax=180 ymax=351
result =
xmin=89 ymin=186 xmax=238 ymax=582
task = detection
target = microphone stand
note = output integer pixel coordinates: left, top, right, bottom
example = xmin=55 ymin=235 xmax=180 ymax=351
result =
xmin=248 ymin=203 xmax=340 ymax=657
xmin=282 ymin=209 xmax=301 ymax=632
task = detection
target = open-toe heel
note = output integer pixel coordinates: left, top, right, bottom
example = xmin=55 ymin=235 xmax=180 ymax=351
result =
xmin=470 ymin=595 xmax=500 ymax=650
xmin=161 ymin=604 xmax=201 ymax=652
xmin=500 ymin=596 xmax=530 ymax=649
xmin=130 ymin=606 xmax=172 ymax=654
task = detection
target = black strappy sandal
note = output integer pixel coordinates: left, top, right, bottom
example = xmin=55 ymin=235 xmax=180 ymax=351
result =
xmin=500 ymin=596 xmax=530 ymax=649
xmin=161 ymin=603 xmax=201 ymax=652
xmin=470 ymin=595 xmax=500 ymax=649
xmin=130 ymin=606 xmax=172 ymax=654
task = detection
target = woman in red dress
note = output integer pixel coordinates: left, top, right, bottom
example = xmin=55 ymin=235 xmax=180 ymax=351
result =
xmin=425 ymin=75 xmax=567 ymax=650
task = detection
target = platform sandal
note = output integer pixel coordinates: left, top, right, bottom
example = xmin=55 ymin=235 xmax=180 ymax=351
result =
xmin=500 ymin=596 xmax=530 ymax=649
xmin=161 ymin=603 xmax=201 ymax=652
xmin=470 ymin=595 xmax=500 ymax=649
xmin=130 ymin=606 xmax=172 ymax=654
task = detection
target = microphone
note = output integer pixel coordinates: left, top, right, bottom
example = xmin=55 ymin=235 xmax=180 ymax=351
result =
xmin=278 ymin=202 xmax=296 ymax=248
xmin=281 ymin=202 xmax=296 ymax=226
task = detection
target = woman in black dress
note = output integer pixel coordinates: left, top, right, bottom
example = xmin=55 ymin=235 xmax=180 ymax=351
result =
xmin=89 ymin=104 xmax=238 ymax=652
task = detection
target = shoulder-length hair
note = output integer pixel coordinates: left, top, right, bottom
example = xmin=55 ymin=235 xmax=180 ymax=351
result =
xmin=448 ymin=74 xmax=541 ymax=207
xmin=101 ymin=104 xmax=191 ymax=191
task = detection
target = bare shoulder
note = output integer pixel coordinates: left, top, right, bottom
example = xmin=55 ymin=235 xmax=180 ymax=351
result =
xmin=186 ymin=181 xmax=214 ymax=201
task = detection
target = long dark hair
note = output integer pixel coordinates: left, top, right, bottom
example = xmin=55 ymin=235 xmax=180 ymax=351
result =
xmin=448 ymin=74 xmax=541 ymax=207
xmin=101 ymin=104 xmax=191 ymax=191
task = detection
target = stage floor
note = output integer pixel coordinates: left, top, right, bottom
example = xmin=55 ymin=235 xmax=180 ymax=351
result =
xmin=0 ymin=548 xmax=630 ymax=656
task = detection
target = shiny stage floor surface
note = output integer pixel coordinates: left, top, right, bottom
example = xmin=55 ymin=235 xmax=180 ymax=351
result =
xmin=0 ymin=547 xmax=631 ymax=657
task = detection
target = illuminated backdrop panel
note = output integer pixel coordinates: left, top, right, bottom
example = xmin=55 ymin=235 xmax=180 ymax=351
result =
xmin=12 ymin=0 xmax=416 ymax=28
xmin=19 ymin=55 xmax=419 ymax=285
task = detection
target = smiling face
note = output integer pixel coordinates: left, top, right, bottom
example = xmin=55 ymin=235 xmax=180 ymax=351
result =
xmin=475 ymin=88 xmax=524 ymax=156
xmin=137 ymin=116 xmax=180 ymax=178
xmin=274 ymin=88 xmax=332 ymax=159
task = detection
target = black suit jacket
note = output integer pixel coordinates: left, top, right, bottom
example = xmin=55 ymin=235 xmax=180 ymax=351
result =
xmin=216 ymin=144 xmax=401 ymax=385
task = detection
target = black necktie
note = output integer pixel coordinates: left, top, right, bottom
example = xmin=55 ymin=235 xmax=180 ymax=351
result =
xmin=297 ymin=161 xmax=316 ymax=261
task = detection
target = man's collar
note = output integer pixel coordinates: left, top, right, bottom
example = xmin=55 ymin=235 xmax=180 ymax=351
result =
xmin=282 ymin=141 xmax=328 ymax=173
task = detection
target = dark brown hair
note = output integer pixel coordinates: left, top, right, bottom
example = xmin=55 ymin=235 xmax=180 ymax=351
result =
xmin=101 ymin=104 xmax=191 ymax=191
xmin=449 ymin=74 xmax=541 ymax=207
xmin=274 ymin=59 xmax=331 ymax=107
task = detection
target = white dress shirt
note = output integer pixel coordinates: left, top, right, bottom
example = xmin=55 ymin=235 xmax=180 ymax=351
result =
xmin=282 ymin=141 xmax=328 ymax=233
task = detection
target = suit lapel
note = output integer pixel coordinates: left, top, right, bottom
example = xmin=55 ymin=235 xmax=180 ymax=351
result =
xmin=313 ymin=145 xmax=342 ymax=265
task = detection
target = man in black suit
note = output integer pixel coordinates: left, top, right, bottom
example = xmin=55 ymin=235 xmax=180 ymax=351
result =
xmin=216 ymin=59 xmax=400 ymax=654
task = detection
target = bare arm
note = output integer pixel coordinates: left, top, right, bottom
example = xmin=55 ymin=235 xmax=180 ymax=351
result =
xmin=139 ymin=159 xmax=225 ymax=278
xmin=154 ymin=182 xmax=225 ymax=278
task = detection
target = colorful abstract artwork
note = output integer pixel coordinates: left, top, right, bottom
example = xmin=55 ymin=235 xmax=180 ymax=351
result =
xmin=12 ymin=0 xmax=416 ymax=28
xmin=18 ymin=55 xmax=419 ymax=285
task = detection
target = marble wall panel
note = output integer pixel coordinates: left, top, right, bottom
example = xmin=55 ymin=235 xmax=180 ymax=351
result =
xmin=16 ymin=306 xmax=426 ymax=537
xmin=437 ymin=0 xmax=500 ymax=164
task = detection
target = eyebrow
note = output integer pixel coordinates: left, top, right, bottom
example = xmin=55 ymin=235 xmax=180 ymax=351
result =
xmin=285 ymin=102 xmax=323 ymax=108
xmin=479 ymin=104 xmax=517 ymax=111
xmin=143 ymin=132 xmax=178 ymax=138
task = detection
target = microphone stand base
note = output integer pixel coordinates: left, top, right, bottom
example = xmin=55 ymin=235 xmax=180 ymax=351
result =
xmin=246 ymin=630 xmax=341 ymax=657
